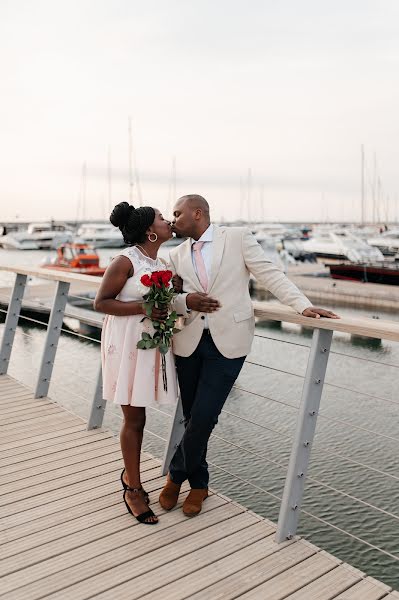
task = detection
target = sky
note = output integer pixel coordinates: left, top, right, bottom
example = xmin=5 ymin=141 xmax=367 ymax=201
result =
xmin=1 ymin=0 xmax=399 ymax=223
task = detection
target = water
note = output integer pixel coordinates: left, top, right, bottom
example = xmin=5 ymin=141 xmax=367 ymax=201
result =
xmin=1 ymin=248 xmax=398 ymax=590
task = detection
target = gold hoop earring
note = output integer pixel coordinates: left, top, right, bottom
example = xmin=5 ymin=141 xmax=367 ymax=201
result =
xmin=148 ymin=233 xmax=158 ymax=242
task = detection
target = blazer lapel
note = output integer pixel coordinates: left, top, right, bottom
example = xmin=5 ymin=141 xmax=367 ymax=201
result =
xmin=208 ymin=226 xmax=226 ymax=291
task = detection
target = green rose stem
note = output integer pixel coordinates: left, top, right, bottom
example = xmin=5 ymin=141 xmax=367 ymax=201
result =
xmin=136 ymin=277 xmax=180 ymax=393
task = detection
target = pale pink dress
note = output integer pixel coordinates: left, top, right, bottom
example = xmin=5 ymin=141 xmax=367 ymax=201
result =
xmin=101 ymin=246 xmax=178 ymax=407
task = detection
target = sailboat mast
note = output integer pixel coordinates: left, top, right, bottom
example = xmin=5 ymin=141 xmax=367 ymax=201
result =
xmin=361 ymin=144 xmax=365 ymax=224
xmin=247 ymin=168 xmax=252 ymax=223
xmin=128 ymin=118 xmax=134 ymax=205
xmin=372 ymin=152 xmax=377 ymax=223
xmin=107 ymin=146 xmax=112 ymax=215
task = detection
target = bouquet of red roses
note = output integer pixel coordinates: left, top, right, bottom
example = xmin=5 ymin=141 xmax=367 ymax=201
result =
xmin=136 ymin=269 xmax=179 ymax=391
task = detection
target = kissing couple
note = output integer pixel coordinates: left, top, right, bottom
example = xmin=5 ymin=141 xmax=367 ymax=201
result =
xmin=95 ymin=194 xmax=338 ymax=524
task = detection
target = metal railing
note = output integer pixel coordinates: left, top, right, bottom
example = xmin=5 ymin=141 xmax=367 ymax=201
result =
xmin=0 ymin=264 xmax=398 ymax=572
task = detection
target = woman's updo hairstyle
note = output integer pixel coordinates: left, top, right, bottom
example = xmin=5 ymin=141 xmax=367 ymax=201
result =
xmin=110 ymin=202 xmax=156 ymax=245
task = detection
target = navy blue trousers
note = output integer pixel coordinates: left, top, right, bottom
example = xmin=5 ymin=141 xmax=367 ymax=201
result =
xmin=169 ymin=330 xmax=246 ymax=488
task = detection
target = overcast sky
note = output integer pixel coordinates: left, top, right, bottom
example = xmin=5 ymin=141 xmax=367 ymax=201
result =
xmin=1 ymin=0 xmax=398 ymax=223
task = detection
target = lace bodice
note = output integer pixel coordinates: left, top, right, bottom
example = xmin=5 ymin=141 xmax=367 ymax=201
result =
xmin=116 ymin=246 xmax=168 ymax=302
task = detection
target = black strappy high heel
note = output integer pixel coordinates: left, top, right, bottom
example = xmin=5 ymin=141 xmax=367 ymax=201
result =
xmin=120 ymin=468 xmax=150 ymax=504
xmin=123 ymin=485 xmax=158 ymax=524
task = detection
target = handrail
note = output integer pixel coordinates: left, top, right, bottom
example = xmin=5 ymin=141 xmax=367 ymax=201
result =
xmin=252 ymin=301 xmax=399 ymax=342
xmin=1 ymin=264 xmax=399 ymax=341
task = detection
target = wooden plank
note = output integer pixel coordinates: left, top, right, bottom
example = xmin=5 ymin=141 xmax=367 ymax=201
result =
xmin=385 ymin=592 xmax=399 ymax=599
xmin=0 ymin=468 xmax=168 ymax=548
xmin=0 ymin=458 xmax=125 ymax=515
xmin=188 ymin=547 xmax=339 ymax=600
xmin=0 ymin=386 xmax=33 ymax=398
xmin=235 ymin=551 xmax=341 ymax=599
xmin=6 ymin=509 xmax=261 ymax=600
xmin=0 ymin=412 xmax=83 ymax=437
xmin=0 ymin=399 xmax=52 ymax=415
xmin=0 ymin=392 xmax=35 ymax=404
xmin=0 ymin=415 xmax=85 ymax=442
xmin=252 ymin=301 xmax=399 ymax=342
xmin=0 ymin=381 xmax=30 ymax=393
xmin=0 ymin=449 xmax=123 ymax=499
xmin=143 ymin=537 xmax=316 ymax=600
xmin=272 ymin=562 xmax=364 ymax=599
xmin=0 ymin=464 xmax=162 ymax=530
xmin=0 ymin=491 xmax=223 ymax=578
xmin=75 ymin=521 xmax=274 ymax=600
xmin=0 ymin=405 xmax=64 ymax=425
xmin=0 ymin=441 xmax=147 ymax=486
xmin=0 ymin=431 xmax=115 ymax=469
xmin=0 ymin=264 xmax=103 ymax=286
xmin=0 ymin=425 xmax=99 ymax=456
xmin=0 ymin=481 xmax=191 ymax=562
xmin=333 ymin=576 xmax=391 ymax=599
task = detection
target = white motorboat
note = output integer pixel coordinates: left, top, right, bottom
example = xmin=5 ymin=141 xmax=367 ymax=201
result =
xmin=0 ymin=231 xmax=39 ymax=250
xmin=302 ymin=229 xmax=384 ymax=262
xmin=1 ymin=222 xmax=75 ymax=250
xmin=367 ymin=229 xmax=399 ymax=256
xmin=256 ymin=235 xmax=287 ymax=271
xmin=76 ymin=223 xmax=125 ymax=248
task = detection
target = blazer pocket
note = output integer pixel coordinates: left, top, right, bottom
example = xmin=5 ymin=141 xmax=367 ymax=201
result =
xmin=233 ymin=309 xmax=253 ymax=323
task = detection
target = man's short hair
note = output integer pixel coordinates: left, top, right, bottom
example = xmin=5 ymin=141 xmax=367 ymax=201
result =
xmin=178 ymin=194 xmax=209 ymax=215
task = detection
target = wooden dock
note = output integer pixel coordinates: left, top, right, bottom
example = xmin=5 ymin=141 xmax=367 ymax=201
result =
xmin=254 ymin=263 xmax=399 ymax=311
xmin=0 ymin=375 xmax=397 ymax=600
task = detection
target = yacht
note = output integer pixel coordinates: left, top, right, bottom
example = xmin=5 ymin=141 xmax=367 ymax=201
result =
xmin=367 ymin=229 xmax=399 ymax=256
xmin=76 ymin=223 xmax=125 ymax=248
xmin=302 ymin=229 xmax=384 ymax=262
xmin=256 ymin=235 xmax=286 ymax=271
xmin=0 ymin=223 xmax=73 ymax=250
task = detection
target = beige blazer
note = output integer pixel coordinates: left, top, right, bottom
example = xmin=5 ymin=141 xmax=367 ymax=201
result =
xmin=170 ymin=225 xmax=311 ymax=358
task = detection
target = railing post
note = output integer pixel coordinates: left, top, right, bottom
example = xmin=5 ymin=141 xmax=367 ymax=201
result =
xmin=161 ymin=393 xmax=185 ymax=475
xmin=34 ymin=280 xmax=70 ymax=398
xmin=0 ymin=273 xmax=27 ymax=376
xmin=87 ymin=363 xmax=106 ymax=430
xmin=275 ymin=327 xmax=333 ymax=543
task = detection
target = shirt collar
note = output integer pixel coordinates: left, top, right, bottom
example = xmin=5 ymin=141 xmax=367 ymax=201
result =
xmin=192 ymin=223 xmax=214 ymax=245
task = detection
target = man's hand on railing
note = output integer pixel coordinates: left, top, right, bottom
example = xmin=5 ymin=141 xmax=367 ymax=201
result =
xmin=302 ymin=306 xmax=340 ymax=319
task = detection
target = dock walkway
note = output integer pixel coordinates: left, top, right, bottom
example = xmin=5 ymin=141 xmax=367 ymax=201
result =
xmin=0 ymin=375 xmax=397 ymax=600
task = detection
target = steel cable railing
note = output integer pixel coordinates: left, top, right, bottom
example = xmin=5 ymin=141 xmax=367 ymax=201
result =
xmin=233 ymin=385 xmax=399 ymax=443
xmin=246 ymin=359 xmax=399 ymax=408
xmin=254 ymin=331 xmax=399 ymax=370
xmin=207 ymin=461 xmax=399 ymax=563
xmin=210 ymin=432 xmax=399 ymax=523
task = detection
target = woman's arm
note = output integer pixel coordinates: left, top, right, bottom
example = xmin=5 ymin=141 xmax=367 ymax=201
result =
xmin=94 ymin=255 xmax=168 ymax=320
xmin=94 ymin=256 xmax=143 ymax=316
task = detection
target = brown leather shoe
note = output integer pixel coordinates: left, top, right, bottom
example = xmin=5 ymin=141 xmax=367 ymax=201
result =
xmin=182 ymin=488 xmax=208 ymax=517
xmin=159 ymin=474 xmax=181 ymax=511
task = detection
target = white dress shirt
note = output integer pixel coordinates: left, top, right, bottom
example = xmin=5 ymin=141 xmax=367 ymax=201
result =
xmin=189 ymin=223 xmax=214 ymax=328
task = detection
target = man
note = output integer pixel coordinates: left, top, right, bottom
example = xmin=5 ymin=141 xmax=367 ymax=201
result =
xmin=159 ymin=194 xmax=338 ymax=517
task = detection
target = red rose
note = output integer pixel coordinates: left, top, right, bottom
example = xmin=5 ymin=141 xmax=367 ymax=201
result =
xmin=150 ymin=271 xmax=162 ymax=287
xmin=160 ymin=270 xmax=173 ymax=285
xmin=140 ymin=274 xmax=152 ymax=287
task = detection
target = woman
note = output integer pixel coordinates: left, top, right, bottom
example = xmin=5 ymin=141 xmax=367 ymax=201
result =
xmin=94 ymin=202 xmax=180 ymax=525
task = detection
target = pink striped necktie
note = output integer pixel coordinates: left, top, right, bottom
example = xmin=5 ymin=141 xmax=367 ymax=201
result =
xmin=193 ymin=241 xmax=208 ymax=292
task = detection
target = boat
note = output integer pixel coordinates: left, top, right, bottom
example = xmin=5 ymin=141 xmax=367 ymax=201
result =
xmin=327 ymin=261 xmax=399 ymax=285
xmin=41 ymin=243 xmax=106 ymax=276
xmin=302 ymin=229 xmax=384 ymax=262
xmin=76 ymin=223 xmax=125 ymax=248
xmin=0 ymin=231 xmax=39 ymax=250
xmin=0 ymin=222 xmax=73 ymax=250
xmin=256 ymin=235 xmax=287 ymax=271
xmin=367 ymin=229 xmax=399 ymax=256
